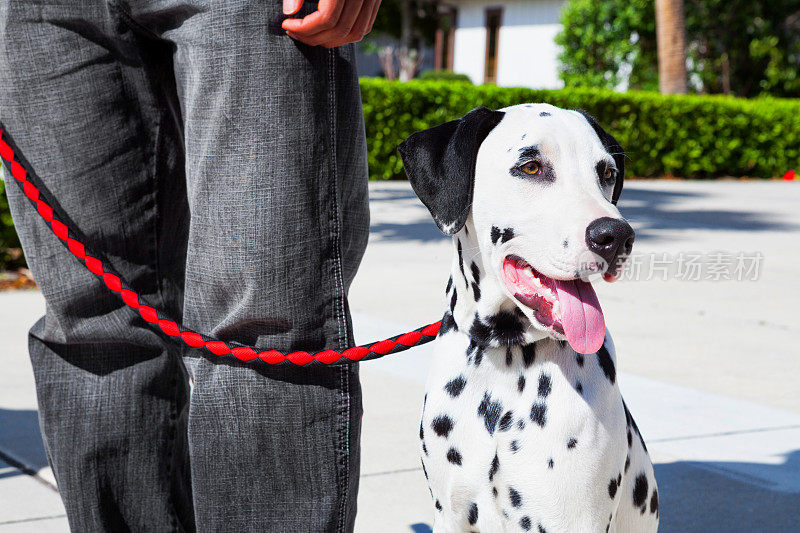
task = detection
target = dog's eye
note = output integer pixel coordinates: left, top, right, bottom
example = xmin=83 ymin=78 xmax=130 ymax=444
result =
xmin=603 ymin=166 xmax=616 ymax=184
xmin=520 ymin=161 xmax=541 ymax=176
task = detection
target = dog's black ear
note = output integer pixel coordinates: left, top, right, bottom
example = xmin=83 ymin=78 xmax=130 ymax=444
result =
xmin=398 ymin=107 xmax=505 ymax=235
xmin=577 ymin=110 xmax=625 ymax=204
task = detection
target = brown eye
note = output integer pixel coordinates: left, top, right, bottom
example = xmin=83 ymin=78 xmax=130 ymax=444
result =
xmin=521 ymin=161 xmax=541 ymax=175
xmin=604 ymin=167 xmax=614 ymax=180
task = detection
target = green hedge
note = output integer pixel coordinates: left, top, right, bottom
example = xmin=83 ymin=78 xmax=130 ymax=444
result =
xmin=361 ymin=78 xmax=800 ymax=179
xmin=2 ymin=81 xmax=799 ymax=271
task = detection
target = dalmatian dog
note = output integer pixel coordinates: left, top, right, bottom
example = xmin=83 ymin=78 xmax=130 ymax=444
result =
xmin=398 ymin=104 xmax=658 ymax=533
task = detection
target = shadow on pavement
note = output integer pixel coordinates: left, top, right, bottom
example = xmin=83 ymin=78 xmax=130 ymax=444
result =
xmin=367 ymin=184 xmax=799 ymax=245
xmin=403 ymin=451 xmax=800 ymax=533
xmin=619 ymin=187 xmax=798 ymax=241
xmin=0 ymin=408 xmax=48 ymax=478
xmin=656 ymin=450 xmax=800 ymax=533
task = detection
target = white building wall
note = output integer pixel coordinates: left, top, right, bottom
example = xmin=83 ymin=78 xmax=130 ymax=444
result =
xmin=452 ymin=0 xmax=566 ymax=89
xmin=452 ymin=2 xmax=487 ymax=86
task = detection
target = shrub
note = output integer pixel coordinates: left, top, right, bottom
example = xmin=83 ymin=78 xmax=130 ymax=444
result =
xmin=418 ymin=70 xmax=473 ymax=84
xmin=0 ymin=166 xmax=25 ymax=270
xmin=360 ymin=78 xmax=800 ymax=180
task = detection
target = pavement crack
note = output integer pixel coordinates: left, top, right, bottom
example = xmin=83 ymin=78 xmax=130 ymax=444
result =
xmin=361 ymin=466 xmax=422 ymax=478
xmin=0 ymin=514 xmax=67 ymax=525
xmin=0 ymin=449 xmax=59 ymax=492
xmin=649 ymin=424 xmax=800 ymax=444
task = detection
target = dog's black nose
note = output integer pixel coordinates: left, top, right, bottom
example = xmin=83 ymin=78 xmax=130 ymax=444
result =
xmin=585 ymin=217 xmax=635 ymax=271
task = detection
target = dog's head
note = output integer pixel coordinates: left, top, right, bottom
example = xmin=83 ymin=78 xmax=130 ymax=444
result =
xmin=398 ymin=104 xmax=634 ymax=354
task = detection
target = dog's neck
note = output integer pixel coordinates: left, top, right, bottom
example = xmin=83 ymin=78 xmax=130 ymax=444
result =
xmin=442 ymin=220 xmax=546 ymax=348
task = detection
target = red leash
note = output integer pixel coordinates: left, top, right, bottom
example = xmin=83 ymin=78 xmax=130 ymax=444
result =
xmin=0 ymin=126 xmax=440 ymax=366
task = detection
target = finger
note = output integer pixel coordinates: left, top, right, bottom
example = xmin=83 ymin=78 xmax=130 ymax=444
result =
xmin=282 ymin=0 xmax=345 ymax=34
xmin=323 ymin=0 xmax=377 ymax=47
xmin=291 ymin=0 xmax=364 ymax=46
xmin=283 ymin=0 xmax=304 ymax=15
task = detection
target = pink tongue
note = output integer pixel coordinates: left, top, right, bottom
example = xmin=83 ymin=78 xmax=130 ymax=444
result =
xmin=554 ymin=279 xmax=605 ymax=354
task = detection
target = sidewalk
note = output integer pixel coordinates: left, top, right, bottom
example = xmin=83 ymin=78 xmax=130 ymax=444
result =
xmin=2 ymin=181 xmax=799 ymax=531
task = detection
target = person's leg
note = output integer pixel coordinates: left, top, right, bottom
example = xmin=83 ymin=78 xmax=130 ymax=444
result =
xmin=0 ymin=2 xmax=193 ymax=530
xmin=118 ymin=0 xmax=370 ymax=529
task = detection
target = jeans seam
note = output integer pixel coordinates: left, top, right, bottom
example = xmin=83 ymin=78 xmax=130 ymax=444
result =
xmin=327 ymin=48 xmax=351 ymax=533
xmin=108 ymin=4 xmax=181 ymax=529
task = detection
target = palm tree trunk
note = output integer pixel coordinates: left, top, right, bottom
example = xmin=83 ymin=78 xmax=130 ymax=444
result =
xmin=655 ymin=0 xmax=688 ymax=94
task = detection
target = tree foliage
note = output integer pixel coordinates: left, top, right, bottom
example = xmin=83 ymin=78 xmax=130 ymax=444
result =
xmin=556 ymin=0 xmax=800 ymax=97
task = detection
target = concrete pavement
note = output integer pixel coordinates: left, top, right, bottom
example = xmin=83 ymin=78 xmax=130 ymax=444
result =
xmin=1 ymin=180 xmax=799 ymax=531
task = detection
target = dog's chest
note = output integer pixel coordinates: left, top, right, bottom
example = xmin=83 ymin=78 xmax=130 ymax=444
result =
xmin=420 ymin=332 xmax=628 ymax=528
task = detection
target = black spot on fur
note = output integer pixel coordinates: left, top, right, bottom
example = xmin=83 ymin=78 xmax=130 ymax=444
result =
xmin=608 ymin=478 xmax=618 ymax=499
xmin=466 ymin=340 xmax=485 ymax=366
xmin=623 ymin=400 xmax=648 ymax=452
xmin=547 ymin=458 xmax=554 ymax=469
xmin=445 ymin=375 xmax=466 ymax=397
xmin=510 ymin=440 xmax=520 ymax=452
xmin=422 ymin=441 xmax=428 ymax=455
xmin=457 ymin=239 xmax=465 ymax=278
xmin=491 ymin=226 xmax=502 ymax=244
xmin=489 ymin=453 xmax=500 ymax=481
xmin=478 ymin=393 xmax=503 ymax=435
xmin=450 ymin=287 xmax=457 ymax=312
xmin=419 ymin=421 xmax=424 ymax=440
xmin=627 ymin=430 xmax=633 ymax=448
xmin=468 ymin=502 xmax=478 ymax=525
xmin=538 ymin=373 xmax=552 ymax=397
xmin=517 ymin=375 xmax=526 ymax=392
xmin=562 ymin=238 xmax=568 ymax=248
xmin=625 ymin=454 xmax=631 ymax=472
xmin=439 ymin=312 xmax=457 ymax=336
xmin=505 ymin=348 xmax=513 ymax=366
xmin=492 ymin=487 xmax=498 ymax=497
xmin=500 ymin=227 xmax=516 ymax=244
xmin=435 ymin=499 xmax=442 ymax=511
xmin=469 ymin=310 xmax=527 ymax=346
xmin=567 ymin=438 xmax=577 ymax=449
xmin=632 ymin=473 xmax=649 ymax=509
xmin=432 ymin=415 xmax=454 ymax=438
xmin=539 ymin=111 xmax=551 ymax=117
xmin=470 ymin=262 xmax=481 ymax=283
xmin=422 ymin=459 xmax=428 ymax=479
xmin=520 ymin=516 xmax=532 ymax=530
xmin=522 ymin=343 xmax=536 ymax=367
xmin=650 ymin=489 xmax=659 ymax=515
xmin=471 ymin=281 xmax=481 ymax=301
xmin=575 ymin=382 xmax=583 ymax=395
xmin=575 ymin=353 xmax=584 ymax=367
xmin=499 ymin=411 xmax=514 ymax=431
xmin=447 ymin=447 xmax=463 ymax=465
xmin=517 ymin=419 xmax=526 ymax=430
xmin=445 ymin=275 xmax=453 ymax=294
xmin=530 ymin=402 xmax=547 ymax=427
xmin=538 ymin=525 xmax=547 ymax=533
xmin=509 ymin=487 xmax=522 ymax=507
xmin=597 ymin=344 xmax=616 ymax=384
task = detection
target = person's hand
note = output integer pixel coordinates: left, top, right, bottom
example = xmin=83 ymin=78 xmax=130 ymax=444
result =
xmin=282 ymin=0 xmax=381 ymax=48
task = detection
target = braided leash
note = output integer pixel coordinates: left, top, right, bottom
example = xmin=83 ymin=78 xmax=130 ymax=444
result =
xmin=0 ymin=126 xmax=440 ymax=366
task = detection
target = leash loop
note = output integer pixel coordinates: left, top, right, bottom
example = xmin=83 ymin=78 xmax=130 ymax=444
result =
xmin=0 ymin=126 xmax=440 ymax=366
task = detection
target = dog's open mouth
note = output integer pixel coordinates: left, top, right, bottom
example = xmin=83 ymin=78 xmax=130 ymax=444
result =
xmin=501 ymin=255 xmax=605 ymax=354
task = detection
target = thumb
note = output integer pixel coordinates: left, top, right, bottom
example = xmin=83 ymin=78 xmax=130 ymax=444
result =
xmin=283 ymin=0 xmax=304 ymax=15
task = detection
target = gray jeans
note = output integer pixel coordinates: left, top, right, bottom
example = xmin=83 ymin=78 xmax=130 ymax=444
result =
xmin=0 ymin=0 xmax=370 ymax=531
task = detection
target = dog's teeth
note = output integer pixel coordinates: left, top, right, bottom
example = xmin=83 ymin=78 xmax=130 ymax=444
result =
xmin=532 ymin=277 xmax=542 ymax=287
xmin=552 ymin=300 xmax=561 ymax=315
